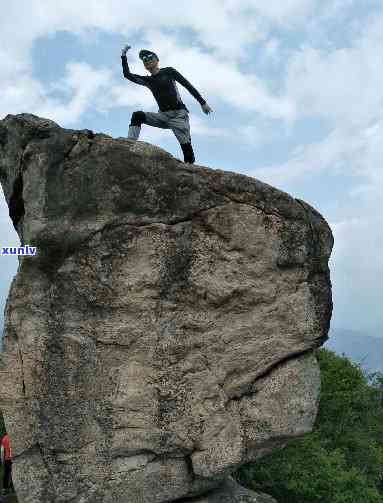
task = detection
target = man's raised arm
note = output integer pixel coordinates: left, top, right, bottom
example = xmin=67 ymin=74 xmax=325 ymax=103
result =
xmin=121 ymin=45 xmax=150 ymax=86
xmin=170 ymin=68 xmax=212 ymax=114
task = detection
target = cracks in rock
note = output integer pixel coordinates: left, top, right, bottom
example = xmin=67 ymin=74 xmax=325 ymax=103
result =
xmin=71 ymin=192 xmax=288 ymax=264
xmin=268 ymin=345 xmax=320 ymax=374
xmin=229 ymin=383 xmax=258 ymax=403
xmin=8 ymin=136 xmax=38 ymax=232
xmin=103 ymin=201 xmax=229 ymax=231
xmin=185 ymin=454 xmax=195 ymax=483
xmin=162 ymin=483 xmax=222 ymax=503
xmin=8 ymin=168 xmax=25 ymax=231
xmin=6 ymin=128 xmax=95 ymax=232
xmin=49 ymin=439 xmax=99 ymax=457
xmin=93 ymin=338 xmax=136 ymax=350
xmin=0 ymin=124 xmax=8 ymax=148
xmin=10 ymin=325 xmax=27 ymax=398
xmin=205 ymin=185 xmax=290 ymax=221
xmin=18 ymin=347 xmax=26 ymax=398
xmin=230 ymin=347 xmax=317 ymax=403
xmin=48 ymin=201 xmax=230 ymax=266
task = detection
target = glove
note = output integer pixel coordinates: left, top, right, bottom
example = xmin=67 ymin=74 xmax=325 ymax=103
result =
xmin=201 ymin=103 xmax=213 ymax=115
xmin=121 ymin=45 xmax=131 ymax=57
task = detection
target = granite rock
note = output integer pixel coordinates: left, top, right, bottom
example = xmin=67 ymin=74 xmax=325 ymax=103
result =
xmin=0 ymin=114 xmax=333 ymax=503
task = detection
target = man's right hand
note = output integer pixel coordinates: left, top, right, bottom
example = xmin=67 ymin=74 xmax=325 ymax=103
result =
xmin=201 ymin=103 xmax=213 ymax=115
xmin=121 ymin=45 xmax=131 ymax=57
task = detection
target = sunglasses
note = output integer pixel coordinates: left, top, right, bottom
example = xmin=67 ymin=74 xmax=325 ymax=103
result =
xmin=142 ymin=55 xmax=156 ymax=62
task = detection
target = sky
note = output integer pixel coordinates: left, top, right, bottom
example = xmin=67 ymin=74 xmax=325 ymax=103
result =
xmin=0 ymin=0 xmax=383 ymax=338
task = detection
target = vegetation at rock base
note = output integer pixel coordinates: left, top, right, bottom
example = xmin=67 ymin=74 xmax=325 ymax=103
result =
xmin=234 ymin=348 xmax=383 ymax=503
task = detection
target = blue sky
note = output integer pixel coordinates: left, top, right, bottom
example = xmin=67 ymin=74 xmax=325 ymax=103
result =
xmin=1 ymin=0 xmax=383 ymax=337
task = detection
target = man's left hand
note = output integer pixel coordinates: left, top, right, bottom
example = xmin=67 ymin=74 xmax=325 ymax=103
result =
xmin=201 ymin=103 xmax=213 ymax=115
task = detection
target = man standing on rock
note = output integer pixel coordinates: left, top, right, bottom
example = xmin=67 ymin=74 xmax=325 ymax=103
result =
xmin=121 ymin=45 xmax=213 ymax=164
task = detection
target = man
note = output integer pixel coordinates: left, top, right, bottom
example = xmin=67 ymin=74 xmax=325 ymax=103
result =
xmin=0 ymin=432 xmax=14 ymax=496
xmin=121 ymin=45 xmax=212 ymax=164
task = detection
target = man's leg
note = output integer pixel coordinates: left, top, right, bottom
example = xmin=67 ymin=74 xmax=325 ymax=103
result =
xmin=9 ymin=461 xmax=14 ymax=493
xmin=2 ymin=460 xmax=6 ymax=494
xmin=170 ymin=110 xmax=195 ymax=164
xmin=3 ymin=461 xmax=11 ymax=493
xmin=128 ymin=111 xmax=146 ymax=140
xmin=128 ymin=110 xmax=171 ymax=140
xmin=180 ymin=142 xmax=195 ymax=164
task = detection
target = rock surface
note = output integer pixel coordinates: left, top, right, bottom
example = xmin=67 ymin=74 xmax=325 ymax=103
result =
xmin=0 ymin=114 xmax=333 ymax=503
xmin=174 ymin=477 xmax=278 ymax=502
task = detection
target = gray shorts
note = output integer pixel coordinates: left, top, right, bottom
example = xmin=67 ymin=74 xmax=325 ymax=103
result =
xmin=144 ymin=109 xmax=191 ymax=144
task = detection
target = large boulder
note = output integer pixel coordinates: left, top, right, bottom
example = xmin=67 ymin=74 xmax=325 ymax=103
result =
xmin=0 ymin=114 xmax=333 ymax=503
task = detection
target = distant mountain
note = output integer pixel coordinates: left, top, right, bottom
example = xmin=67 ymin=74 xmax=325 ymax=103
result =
xmin=325 ymin=328 xmax=383 ymax=374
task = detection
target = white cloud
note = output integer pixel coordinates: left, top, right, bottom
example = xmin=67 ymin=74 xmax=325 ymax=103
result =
xmin=256 ymin=12 xmax=383 ymax=189
xmin=0 ymin=61 xmax=115 ymax=125
xmin=284 ymin=14 xmax=383 ymax=126
xmin=330 ymin=213 xmax=383 ymax=334
xmin=188 ymin=113 xmax=234 ymax=139
xmin=254 ymin=125 xmax=361 ymax=184
xmin=263 ymin=38 xmax=282 ymax=61
xmin=38 ymin=62 xmax=114 ymax=123
xmin=0 ymin=0 xmax=297 ymax=127
xmin=110 ymin=83 xmax=154 ymax=111
xmin=224 ymin=0 xmax=316 ymax=24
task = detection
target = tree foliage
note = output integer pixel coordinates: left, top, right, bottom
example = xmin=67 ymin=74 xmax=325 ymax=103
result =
xmin=234 ymin=348 xmax=383 ymax=503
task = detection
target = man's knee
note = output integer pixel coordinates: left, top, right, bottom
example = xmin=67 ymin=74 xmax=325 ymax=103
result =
xmin=130 ymin=111 xmax=146 ymax=126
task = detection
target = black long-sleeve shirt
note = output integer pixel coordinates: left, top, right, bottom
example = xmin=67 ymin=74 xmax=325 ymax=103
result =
xmin=121 ymin=55 xmax=206 ymax=113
